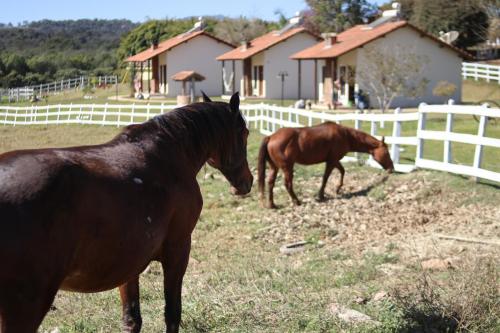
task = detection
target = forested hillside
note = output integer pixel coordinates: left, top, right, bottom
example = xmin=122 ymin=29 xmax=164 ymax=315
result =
xmin=0 ymin=19 xmax=137 ymax=88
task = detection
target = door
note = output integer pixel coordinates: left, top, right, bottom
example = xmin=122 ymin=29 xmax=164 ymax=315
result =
xmin=318 ymin=66 xmax=325 ymax=102
xmin=258 ymin=66 xmax=264 ymax=97
xmin=252 ymin=65 xmax=264 ymax=97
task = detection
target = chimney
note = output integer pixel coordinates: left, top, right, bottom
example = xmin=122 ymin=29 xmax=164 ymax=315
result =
xmin=151 ymin=42 xmax=159 ymax=50
xmin=321 ymin=33 xmax=337 ymax=48
xmin=240 ymin=40 xmax=251 ymax=51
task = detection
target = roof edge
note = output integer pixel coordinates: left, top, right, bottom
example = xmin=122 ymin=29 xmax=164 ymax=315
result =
xmin=290 ymin=21 xmax=474 ymax=61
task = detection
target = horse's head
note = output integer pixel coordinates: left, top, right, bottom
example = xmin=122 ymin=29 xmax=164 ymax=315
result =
xmin=372 ymin=137 xmax=394 ymax=173
xmin=205 ymin=92 xmax=253 ymax=195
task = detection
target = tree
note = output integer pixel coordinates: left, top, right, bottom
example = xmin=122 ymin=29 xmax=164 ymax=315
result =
xmin=392 ymin=0 xmax=489 ymax=49
xmin=5 ymin=55 xmax=29 ymax=76
xmin=213 ymin=17 xmax=270 ymax=45
xmin=357 ymin=44 xmax=429 ymax=113
xmin=304 ymin=0 xmax=376 ymax=33
xmin=432 ymin=81 xmax=457 ymax=103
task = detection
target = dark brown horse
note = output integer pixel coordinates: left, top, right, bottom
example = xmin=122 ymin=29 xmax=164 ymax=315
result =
xmin=258 ymin=122 xmax=394 ymax=208
xmin=0 ymin=92 xmax=252 ymax=333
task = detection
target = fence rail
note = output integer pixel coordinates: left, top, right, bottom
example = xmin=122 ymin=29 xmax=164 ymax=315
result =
xmin=462 ymin=62 xmax=500 ymax=83
xmin=0 ymin=102 xmax=498 ymax=183
xmin=0 ymin=76 xmax=118 ymax=103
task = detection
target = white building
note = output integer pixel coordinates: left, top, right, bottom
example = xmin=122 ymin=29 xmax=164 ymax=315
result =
xmin=216 ymin=15 xmax=320 ymax=100
xmin=292 ymin=16 xmax=473 ymax=108
xmin=126 ymin=20 xmax=235 ymax=98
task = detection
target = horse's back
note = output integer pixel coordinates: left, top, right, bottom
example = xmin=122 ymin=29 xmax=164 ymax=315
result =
xmin=268 ymin=123 xmax=346 ymax=165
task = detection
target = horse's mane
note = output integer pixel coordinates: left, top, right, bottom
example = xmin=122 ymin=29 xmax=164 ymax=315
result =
xmin=343 ymin=125 xmax=381 ymax=151
xmin=121 ymin=102 xmax=242 ymax=161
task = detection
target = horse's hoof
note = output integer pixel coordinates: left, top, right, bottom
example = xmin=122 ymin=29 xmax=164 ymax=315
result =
xmin=293 ymin=200 xmax=301 ymax=206
xmin=266 ymin=203 xmax=277 ymax=209
xmin=316 ymin=196 xmax=327 ymax=202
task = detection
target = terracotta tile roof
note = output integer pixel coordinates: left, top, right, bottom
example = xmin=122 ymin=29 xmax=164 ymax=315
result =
xmin=171 ymin=71 xmax=205 ymax=81
xmin=291 ymin=21 xmax=473 ymax=60
xmin=126 ymin=31 xmax=235 ymax=62
xmin=217 ymin=27 xmax=319 ymax=61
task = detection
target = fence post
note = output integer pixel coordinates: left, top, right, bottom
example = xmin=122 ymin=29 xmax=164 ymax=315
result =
xmin=444 ymin=101 xmax=454 ymax=164
xmin=45 ymin=105 xmax=49 ymax=124
xmin=259 ymin=105 xmax=263 ymax=134
xmin=117 ymin=105 xmax=121 ymax=127
xmin=416 ymin=103 xmax=427 ymax=162
xmin=56 ymin=104 xmax=61 ymax=124
xmin=146 ymin=103 xmax=151 ymax=121
xmin=354 ymin=110 xmax=361 ymax=162
xmin=272 ymin=109 xmax=276 ymax=133
xmin=473 ymin=104 xmax=489 ymax=182
xmin=66 ymin=103 xmax=71 ymax=123
xmin=279 ymin=107 xmax=283 ymax=129
xmin=390 ymin=107 xmax=401 ymax=165
xmin=30 ymin=104 xmax=34 ymax=124
xmin=101 ymin=103 xmax=106 ymax=125
xmin=131 ymin=103 xmax=135 ymax=124
xmin=369 ymin=120 xmax=378 ymax=164
xmin=13 ymin=108 xmax=18 ymax=127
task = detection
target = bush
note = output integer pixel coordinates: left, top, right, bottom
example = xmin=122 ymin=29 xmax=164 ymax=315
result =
xmin=433 ymin=81 xmax=458 ymax=99
xmin=392 ymin=256 xmax=499 ymax=332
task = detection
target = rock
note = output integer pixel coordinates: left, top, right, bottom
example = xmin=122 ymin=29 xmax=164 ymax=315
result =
xmin=328 ymin=303 xmax=380 ymax=325
xmin=372 ymin=291 xmax=389 ymax=302
xmin=280 ymin=241 xmax=307 ymax=255
xmin=421 ymin=258 xmax=453 ymax=271
xmin=354 ymin=296 xmax=367 ymax=304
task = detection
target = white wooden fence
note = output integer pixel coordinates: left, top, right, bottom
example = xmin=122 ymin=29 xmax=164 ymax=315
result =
xmin=0 ymin=76 xmax=118 ymax=103
xmin=462 ymin=62 xmax=500 ymax=84
xmin=416 ymin=103 xmax=500 ymax=183
xmin=0 ymin=102 xmax=498 ymax=183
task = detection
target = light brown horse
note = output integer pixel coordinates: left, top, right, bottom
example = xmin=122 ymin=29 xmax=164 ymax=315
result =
xmin=258 ymin=122 xmax=394 ymax=208
xmin=0 ymin=93 xmax=252 ymax=333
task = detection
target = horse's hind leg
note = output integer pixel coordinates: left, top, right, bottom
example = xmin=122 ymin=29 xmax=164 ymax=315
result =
xmin=119 ymin=276 xmax=142 ymax=333
xmin=267 ymin=164 xmax=278 ymax=209
xmin=283 ymin=165 xmax=300 ymax=206
xmin=318 ymin=161 xmax=334 ymax=201
xmin=333 ymin=161 xmax=345 ymax=194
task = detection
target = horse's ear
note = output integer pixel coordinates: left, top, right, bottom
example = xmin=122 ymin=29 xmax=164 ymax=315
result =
xmin=229 ymin=92 xmax=240 ymax=113
xmin=201 ymin=91 xmax=212 ymax=102
xmin=381 ymin=136 xmax=385 ymax=145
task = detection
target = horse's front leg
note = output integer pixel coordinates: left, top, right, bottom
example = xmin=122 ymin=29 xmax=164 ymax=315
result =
xmin=162 ymin=238 xmax=191 ymax=333
xmin=333 ymin=161 xmax=345 ymax=194
xmin=119 ymin=276 xmax=142 ymax=333
xmin=318 ymin=161 xmax=334 ymax=201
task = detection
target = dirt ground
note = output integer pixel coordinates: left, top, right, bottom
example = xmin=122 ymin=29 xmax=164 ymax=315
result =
xmin=254 ymin=167 xmax=500 ymax=264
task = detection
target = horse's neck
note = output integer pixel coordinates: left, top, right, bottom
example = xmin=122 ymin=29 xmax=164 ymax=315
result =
xmin=347 ymin=129 xmax=379 ymax=153
xmin=152 ymin=111 xmax=221 ymax=175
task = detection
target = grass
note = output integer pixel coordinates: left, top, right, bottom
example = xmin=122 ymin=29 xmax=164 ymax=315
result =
xmin=1 ymin=79 xmax=499 ymax=332
xmin=1 ymin=125 xmax=498 ymax=332
xmin=462 ymin=79 xmax=500 ymax=105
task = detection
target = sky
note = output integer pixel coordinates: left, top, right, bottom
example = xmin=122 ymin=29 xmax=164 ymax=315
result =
xmin=0 ymin=0 xmax=388 ymax=24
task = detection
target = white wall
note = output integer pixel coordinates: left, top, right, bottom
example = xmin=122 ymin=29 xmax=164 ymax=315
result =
xmin=356 ymin=26 xmax=463 ymax=108
xmin=264 ymin=32 xmax=318 ymax=100
xmin=161 ymin=35 xmax=234 ymax=97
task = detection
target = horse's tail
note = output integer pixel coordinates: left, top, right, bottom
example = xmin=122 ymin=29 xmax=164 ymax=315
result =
xmin=258 ymin=136 xmax=270 ymax=203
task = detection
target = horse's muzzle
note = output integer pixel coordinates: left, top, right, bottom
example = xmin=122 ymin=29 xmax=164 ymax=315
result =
xmin=230 ymin=177 xmax=253 ymax=196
